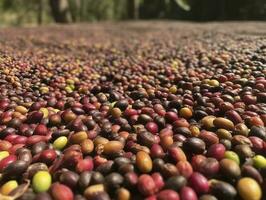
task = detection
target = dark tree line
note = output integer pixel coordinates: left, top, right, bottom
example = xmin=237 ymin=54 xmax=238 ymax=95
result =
xmin=0 ymin=0 xmax=265 ymax=26
xmin=48 ymin=0 xmax=266 ymax=22
xmin=139 ymin=0 xmax=266 ymax=21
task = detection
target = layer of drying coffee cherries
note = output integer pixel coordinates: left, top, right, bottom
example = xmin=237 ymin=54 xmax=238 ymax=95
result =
xmin=0 ymin=24 xmax=265 ymax=200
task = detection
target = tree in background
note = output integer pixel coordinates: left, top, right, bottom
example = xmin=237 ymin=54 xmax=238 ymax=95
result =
xmin=37 ymin=0 xmax=43 ymax=25
xmin=127 ymin=0 xmax=139 ymax=19
xmin=49 ymin=0 xmax=72 ymax=23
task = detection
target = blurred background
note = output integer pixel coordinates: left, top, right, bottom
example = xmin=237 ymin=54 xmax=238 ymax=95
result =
xmin=0 ymin=0 xmax=265 ymax=26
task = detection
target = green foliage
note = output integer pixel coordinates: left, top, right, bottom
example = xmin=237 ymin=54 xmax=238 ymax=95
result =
xmin=79 ymin=0 xmax=127 ymax=21
xmin=0 ymin=0 xmax=52 ymax=26
xmin=83 ymin=0 xmax=113 ymax=21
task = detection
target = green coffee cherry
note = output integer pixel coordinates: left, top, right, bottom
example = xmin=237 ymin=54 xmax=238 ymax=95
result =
xmin=69 ymin=84 xmax=75 ymax=90
xmin=32 ymin=171 xmax=52 ymax=193
xmin=224 ymin=151 xmax=240 ymax=165
xmin=65 ymin=86 xmax=73 ymax=93
xmin=53 ymin=136 xmax=68 ymax=150
xmin=253 ymin=155 xmax=266 ymax=169
xmin=111 ymin=101 xmax=117 ymax=108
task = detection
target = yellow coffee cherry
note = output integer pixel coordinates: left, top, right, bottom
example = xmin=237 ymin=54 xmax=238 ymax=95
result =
xmin=40 ymin=107 xmax=49 ymax=118
xmin=0 ymin=180 xmax=18 ymax=195
xmin=169 ymin=86 xmax=177 ymax=94
xmin=237 ymin=177 xmax=262 ymax=200
xmin=0 ymin=151 xmax=9 ymax=161
xmin=15 ymin=106 xmax=28 ymax=114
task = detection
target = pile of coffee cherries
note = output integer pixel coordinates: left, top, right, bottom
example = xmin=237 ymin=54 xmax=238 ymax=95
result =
xmin=0 ymin=23 xmax=265 ymax=200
